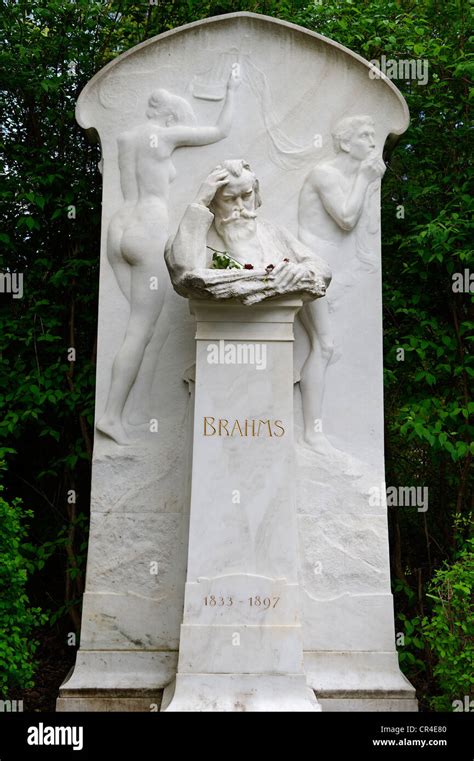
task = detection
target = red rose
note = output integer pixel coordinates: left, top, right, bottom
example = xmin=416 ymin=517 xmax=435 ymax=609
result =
xmin=244 ymin=263 xmax=254 ymax=270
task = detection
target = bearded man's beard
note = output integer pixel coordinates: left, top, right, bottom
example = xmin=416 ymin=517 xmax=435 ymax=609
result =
xmin=215 ymin=209 xmax=258 ymax=245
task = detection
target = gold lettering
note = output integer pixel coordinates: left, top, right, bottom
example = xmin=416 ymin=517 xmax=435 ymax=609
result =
xmin=219 ymin=419 xmax=230 ymax=436
xmin=204 ymin=417 xmax=285 ymax=437
xmin=230 ymin=419 xmax=243 ymax=436
xmin=204 ymin=417 xmax=216 ymax=436
xmin=257 ymin=419 xmax=272 ymax=437
xmin=273 ymin=420 xmax=285 ymax=437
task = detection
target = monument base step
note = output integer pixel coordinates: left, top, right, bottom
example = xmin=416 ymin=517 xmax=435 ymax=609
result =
xmin=317 ymin=697 xmax=418 ymax=712
xmin=56 ymin=650 xmax=178 ymax=712
xmin=56 ymin=649 xmax=418 ymax=712
xmin=305 ymin=650 xmax=418 ymax=712
xmin=56 ymin=694 xmax=163 ymax=712
xmin=163 ymin=674 xmax=321 ymax=712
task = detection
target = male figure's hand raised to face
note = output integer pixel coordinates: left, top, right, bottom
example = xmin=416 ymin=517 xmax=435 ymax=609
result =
xmin=299 ymin=115 xmax=385 ymax=246
xmin=297 ymin=115 xmax=385 ymax=455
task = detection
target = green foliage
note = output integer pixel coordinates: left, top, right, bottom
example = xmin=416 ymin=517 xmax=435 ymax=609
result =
xmin=210 ymin=250 xmax=243 ymax=269
xmin=0 ymin=488 xmax=47 ymax=697
xmin=1 ymin=0 xmax=101 ymax=635
xmin=423 ymin=536 xmax=474 ymax=711
xmin=395 ymin=582 xmax=427 ymax=676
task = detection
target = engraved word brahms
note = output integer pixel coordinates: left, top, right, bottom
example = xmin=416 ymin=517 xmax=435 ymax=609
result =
xmin=203 ymin=417 xmax=286 ymax=437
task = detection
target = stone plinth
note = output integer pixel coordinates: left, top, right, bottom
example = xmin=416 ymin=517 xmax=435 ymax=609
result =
xmin=165 ymin=298 xmax=319 ymax=712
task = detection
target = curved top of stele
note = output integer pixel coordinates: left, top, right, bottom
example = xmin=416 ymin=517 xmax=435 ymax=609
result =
xmin=76 ymin=11 xmax=409 ymax=144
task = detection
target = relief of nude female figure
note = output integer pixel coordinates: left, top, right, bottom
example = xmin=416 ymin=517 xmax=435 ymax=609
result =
xmin=97 ymin=66 xmax=241 ymax=445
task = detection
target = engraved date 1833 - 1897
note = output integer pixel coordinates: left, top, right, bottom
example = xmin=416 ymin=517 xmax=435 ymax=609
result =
xmin=204 ymin=595 xmax=280 ymax=609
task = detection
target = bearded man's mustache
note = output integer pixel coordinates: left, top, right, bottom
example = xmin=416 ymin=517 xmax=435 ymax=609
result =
xmin=220 ymin=209 xmax=257 ymax=224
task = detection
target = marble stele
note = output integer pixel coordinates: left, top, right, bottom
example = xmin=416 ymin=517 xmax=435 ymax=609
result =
xmin=57 ymin=12 xmax=417 ymax=711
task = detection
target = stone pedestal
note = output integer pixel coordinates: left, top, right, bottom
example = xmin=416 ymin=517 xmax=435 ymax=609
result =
xmin=165 ymin=298 xmax=319 ymax=712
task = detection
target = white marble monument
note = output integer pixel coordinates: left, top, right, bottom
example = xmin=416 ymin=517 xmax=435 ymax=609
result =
xmin=57 ymin=12 xmax=417 ymax=712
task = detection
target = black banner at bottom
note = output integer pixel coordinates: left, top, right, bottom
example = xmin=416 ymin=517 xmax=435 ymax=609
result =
xmin=0 ymin=710 xmax=472 ymax=758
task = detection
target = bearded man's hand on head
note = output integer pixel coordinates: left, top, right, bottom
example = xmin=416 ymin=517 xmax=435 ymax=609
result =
xmin=195 ymin=167 xmax=229 ymax=208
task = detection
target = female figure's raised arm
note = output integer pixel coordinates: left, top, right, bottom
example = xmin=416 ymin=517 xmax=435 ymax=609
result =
xmin=168 ymin=65 xmax=241 ymax=149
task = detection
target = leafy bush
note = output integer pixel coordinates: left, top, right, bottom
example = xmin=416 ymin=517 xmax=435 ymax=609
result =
xmin=423 ymin=536 xmax=474 ymax=711
xmin=0 ymin=488 xmax=47 ymax=697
